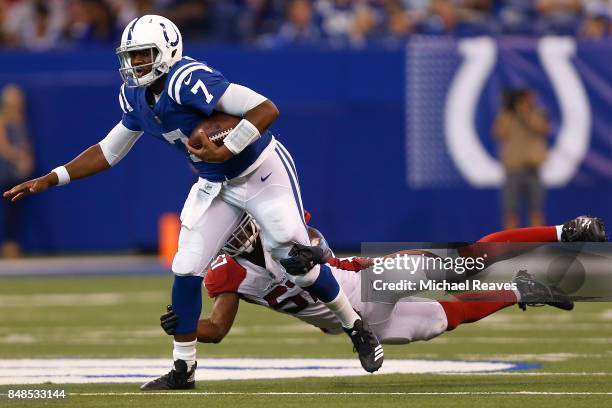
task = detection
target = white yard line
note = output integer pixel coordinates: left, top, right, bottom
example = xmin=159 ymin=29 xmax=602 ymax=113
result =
xmin=1 ymin=358 xmax=609 ymax=385
xmin=0 ymin=358 xmax=533 ymax=384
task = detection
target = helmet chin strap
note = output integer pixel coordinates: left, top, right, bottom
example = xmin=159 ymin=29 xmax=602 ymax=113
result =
xmin=138 ymin=70 xmax=159 ymax=87
xmin=128 ymin=63 xmax=162 ymax=88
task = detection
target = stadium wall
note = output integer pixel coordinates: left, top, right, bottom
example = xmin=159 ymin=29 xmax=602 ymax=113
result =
xmin=0 ymin=37 xmax=610 ymax=252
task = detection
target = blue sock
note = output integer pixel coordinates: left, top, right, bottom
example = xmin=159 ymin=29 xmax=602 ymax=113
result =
xmin=171 ymin=275 xmax=203 ymax=334
xmin=303 ymin=264 xmax=340 ymax=303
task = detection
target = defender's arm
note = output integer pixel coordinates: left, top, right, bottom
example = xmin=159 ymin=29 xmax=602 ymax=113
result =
xmin=196 ymin=293 xmax=240 ymax=343
xmin=307 ymin=226 xmax=333 ymax=262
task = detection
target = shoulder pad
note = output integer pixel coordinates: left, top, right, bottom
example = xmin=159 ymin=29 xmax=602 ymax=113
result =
xmin=205 ymin=254 xmax=247 ymax=297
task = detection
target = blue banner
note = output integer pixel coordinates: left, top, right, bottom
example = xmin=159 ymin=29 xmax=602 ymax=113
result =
xmin=0 ymin=39 xmax=609 ymax=252
xmin=407 ymin=36 xmax=612 ymax=189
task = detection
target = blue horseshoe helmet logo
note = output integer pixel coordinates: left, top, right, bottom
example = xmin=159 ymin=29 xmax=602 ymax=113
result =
xmin=160 ymin=22 xmax=179 ymax=47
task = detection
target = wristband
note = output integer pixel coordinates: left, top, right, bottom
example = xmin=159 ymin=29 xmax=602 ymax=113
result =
xmin=52 ymin=166 xmax=71 ymax=186
xmin=223 ymin=119 xmax=260 ymax=155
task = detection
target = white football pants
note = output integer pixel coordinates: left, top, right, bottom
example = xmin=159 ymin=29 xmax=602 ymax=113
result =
xmin=329 ymin=268 xmax=449 ymax=344
xmin=172 ymin=140 xmax=314 ymax=281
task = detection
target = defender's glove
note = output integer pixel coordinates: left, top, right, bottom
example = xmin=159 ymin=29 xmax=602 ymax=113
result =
xmin=160 ymin=305 xmax=179 ymax=335
xmin=280 ymin=243 xmax=328 ymax=276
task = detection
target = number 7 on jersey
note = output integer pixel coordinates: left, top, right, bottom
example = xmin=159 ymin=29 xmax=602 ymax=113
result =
xmin=191 ymin=80 xmax=214 ymax=104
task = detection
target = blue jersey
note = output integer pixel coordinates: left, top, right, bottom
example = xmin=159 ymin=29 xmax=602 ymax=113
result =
xmin=118 ymin=57 xmax=272 ymax=182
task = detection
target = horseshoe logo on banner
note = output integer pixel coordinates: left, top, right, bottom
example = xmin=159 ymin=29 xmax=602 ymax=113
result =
xmin=444 ymin=37 xmax=591 ymax=187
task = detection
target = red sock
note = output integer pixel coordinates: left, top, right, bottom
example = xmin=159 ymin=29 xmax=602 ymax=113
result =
xmin=478 ymin=226 xmax=558 ymax=243
xmin=438 ymin=291 xmax=517 ymax=331
xmin=458 ymin=226 xmax=559 ymax=263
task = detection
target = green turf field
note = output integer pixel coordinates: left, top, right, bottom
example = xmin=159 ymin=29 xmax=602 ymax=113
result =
xmin=0 ymin=275 xmax=610 ymax=407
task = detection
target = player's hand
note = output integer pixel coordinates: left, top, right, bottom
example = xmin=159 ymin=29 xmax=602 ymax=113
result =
xmin=280 ymin=243 xmax=328 ymax=276
xmin=3 ymin=173 xmax=56 ymax=202
xmin=160 ymin=305 xmax=179 ymax=335
xmin=186 ymin=131 xmax=233 ymax=163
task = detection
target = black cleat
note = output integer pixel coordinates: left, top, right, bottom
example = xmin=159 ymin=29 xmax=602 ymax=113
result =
xmin=513 ymin=270 xmax=574 ymax=311
xmin=140 ymin=360 xmax=196 ymax=391
xmin=343 ymin=316 xmax=383 ymax=373
xmin=561 ymin=216 xmax=607 ymax=242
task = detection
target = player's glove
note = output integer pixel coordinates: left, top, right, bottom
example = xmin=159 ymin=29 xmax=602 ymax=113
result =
xmin=280 ymin=243 xmax=328 ymax=276
xmin=160 ymin=305 xmax=179 ymax=335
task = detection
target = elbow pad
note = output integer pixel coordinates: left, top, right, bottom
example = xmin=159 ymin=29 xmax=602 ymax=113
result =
xmin=99 ymin=122 xmax=143 ymax=166
xmin=216 ymin=83 xmax=267 ymax=117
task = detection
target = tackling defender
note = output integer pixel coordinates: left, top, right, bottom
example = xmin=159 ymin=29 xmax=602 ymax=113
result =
xmin=158 ymin=215 xmax=606 ymax=353
xmin=2 ymin=15 xmax=383 ymax=390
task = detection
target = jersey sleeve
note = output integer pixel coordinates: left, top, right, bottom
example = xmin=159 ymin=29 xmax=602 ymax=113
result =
xmin=167 ymin=62 xmax=230 ymax=116
xmin=204 ymin=254 xmax=247 ymax=298
xmin=327 ymin=256 xmax=374 ymax=272
xmin=118 ymin=84 xmax=141 ymax=131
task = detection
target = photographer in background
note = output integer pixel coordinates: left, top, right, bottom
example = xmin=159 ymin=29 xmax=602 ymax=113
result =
xmin=493 ymin=88 xmax=550 ymax=230
xmin=0 ymin=84 xmax=34 ymax=258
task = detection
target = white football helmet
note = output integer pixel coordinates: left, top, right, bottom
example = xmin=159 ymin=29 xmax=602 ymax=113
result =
xmin=116 ymin=15 xmax=183 ymax=88
xmin=222 ymin=213 xmax=260 ymax=257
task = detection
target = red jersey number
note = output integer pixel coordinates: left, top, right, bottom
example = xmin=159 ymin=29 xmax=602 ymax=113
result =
xmin=263 ymin=282 xmax=309 ymax=314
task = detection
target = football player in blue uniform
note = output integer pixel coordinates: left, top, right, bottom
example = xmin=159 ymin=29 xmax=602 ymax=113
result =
xmin=3 ymin=15 xmax=383 ymax=389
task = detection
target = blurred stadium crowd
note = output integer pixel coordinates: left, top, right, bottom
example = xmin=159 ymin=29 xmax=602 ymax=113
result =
xmin=0 ymin=0 xmax=610 ymax=51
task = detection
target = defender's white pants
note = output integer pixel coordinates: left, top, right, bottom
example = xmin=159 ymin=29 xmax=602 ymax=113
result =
xmin=331 ymin=268 xmax=449 ymax=344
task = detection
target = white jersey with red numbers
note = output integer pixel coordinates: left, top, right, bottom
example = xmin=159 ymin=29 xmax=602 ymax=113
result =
xmin=204 ymin=254 xmax=448 ymax=343
xmin=205 ymin=254 xmax=360 ymax=334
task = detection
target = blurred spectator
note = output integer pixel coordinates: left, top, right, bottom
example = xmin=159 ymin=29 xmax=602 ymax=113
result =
xmin=493 ymin=89 xmax=550 ymax=230
xmin=455 ymin=0 xmax=495 ymax=35
xmin=401 ymin=0 xmax=431 ymax=21
xmin=108 ymin=0 xmax=157 ymax=29
xmin=3 ymin=0 xmax=65 ymax=50
xmin=421 ymin=0 xmax=493 ymax=35
xmin=349 ymin=3 xmax=380 ymax=47
xmin=315 ymin=0 xmax=355 ymax=47
xmin=427 ymin=0 xmax=460 ymax=32
xmin=495 ymin=0 xmax=539 ymax=35
xmin=270 ymin=0 xmax=323 ymax=47
xmin=234 ymin=0 xmax=285 ymax=44
xmin=536 ymin=0 xmax=583 ymax=35
xmin=64 ymin=0 xmax=117 ymax=45
xmin=161 ymin=0 xmax=210 ymax=41
xmin=580 ymin=0 xmax=611 ymax=38
xmin=0 ymin=1 xmax=9 ymax=46
xmin=315 ymin=1 xmax=350 ymax=28
xmin=0 ymin=84 xmax=33 ymax=258
xmin=382 ymin=0 xmax=416 ymax=44
xmin=315 ymin=0 xmax=382 ymax=48
xmin=0 ymin=0 xmax=608 ymax=49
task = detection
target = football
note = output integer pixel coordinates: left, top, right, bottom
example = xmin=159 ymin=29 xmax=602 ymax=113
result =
xmin=188 ymin=112 xmax=241 ymax=149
